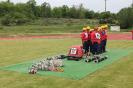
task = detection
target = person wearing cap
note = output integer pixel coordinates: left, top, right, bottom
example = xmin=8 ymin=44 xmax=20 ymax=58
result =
xmin=103 ymin=25 xmax=108 ymax=52
xmin=80 ymin=27 xmax=89 ymax=57
xmin=86 ymin=26 xmax=91 ymax=54
xmin=99 ymin=26 xmax=104 ymax=53
xmin=100 ymin=25 xmax=108 ymax=53
xmin=89 ymin=28 xmax=94 ymax=53
xmin=90 ymin=27 xmax=101 ymax=55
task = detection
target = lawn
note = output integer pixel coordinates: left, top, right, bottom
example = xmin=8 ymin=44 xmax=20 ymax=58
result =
xmin=0 ymin=38 xmax=133 ymax=88
xmin=0 ymin=25 xmax=84 ymax=38
xmin=0 ymin=18 xmax=98 ymax=36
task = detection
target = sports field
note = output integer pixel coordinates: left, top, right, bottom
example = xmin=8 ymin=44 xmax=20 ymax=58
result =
xmin=0 ymin=33 xmax=133 ymax=88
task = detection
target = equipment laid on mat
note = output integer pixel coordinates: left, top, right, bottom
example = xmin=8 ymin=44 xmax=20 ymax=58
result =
xmin=85 ymin=52 xmax=108 ymax=63
xmin=67 ymin=45 xmax=108 ymax=62
xmin=67 ymin=45 xmax=84 ymax=61
xmin=93 ymin=54 xmax=108 ymax=63
xmin=28 ymin=55 xmax=65 ymax=74
xmin=85 ymin=54 xmax=95 ymax=63
xmin=29 ymin=67 xmax=37 ymax=74
xmin=28 ymin=44 xmax=109 ymax=74
xmin=1 ymin=49 xmax=131 ymax=79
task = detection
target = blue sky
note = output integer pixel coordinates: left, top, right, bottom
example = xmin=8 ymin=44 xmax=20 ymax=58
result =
xmin=0 ymin=0 xmax=132 ymax=13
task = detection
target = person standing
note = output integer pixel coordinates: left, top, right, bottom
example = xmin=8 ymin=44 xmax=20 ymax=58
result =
xmin=90 ymin=27 xmax=101 ymax=55
xmin=89 ymin=28 xmax=94 ymax=54
xmin=99 ymin=26 xmax=104 ymax=53
xmin=86 ymin=26 xmax=91 ymax=54
xmin=80 ymin=27 xmax=89 ymax=57
xmin=101 ymin=25 xmax=108 ymax=52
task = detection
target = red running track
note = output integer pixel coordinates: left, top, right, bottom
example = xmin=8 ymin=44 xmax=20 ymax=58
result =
xmin=0 ymin=33 xmax=132 ymax=40
xmin=108 ymin=33 xmax=132 ymax=40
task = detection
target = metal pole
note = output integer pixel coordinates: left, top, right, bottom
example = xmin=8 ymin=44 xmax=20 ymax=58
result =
xmin=7 ymin=0 xmax=10 ymax=3
xmin=105 ymin=0 xmax=107 ymax=12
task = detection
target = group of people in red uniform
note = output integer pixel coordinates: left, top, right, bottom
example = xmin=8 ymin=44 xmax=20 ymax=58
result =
xmin=80 ymin=25 xmax=108 ymax=57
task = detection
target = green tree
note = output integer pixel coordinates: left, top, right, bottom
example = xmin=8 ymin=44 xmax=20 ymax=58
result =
xmin=93 ymin=12 xmax=100 ymax=19
xmin=100 ymin=11 xmax=111 ymax=19
xmin=85 ymin=10 xmax=95 ymax=19
xmin=77 ymin=4 xmax=85 ymax=19
xmin=52 ymin=7 xmax=62 ymax=18
xmin=26 ymin=0 xmax=36 ymax=18
xmin=61 ymin=5 xmax=69 ymax=18
xmin=0 ymin=2 xmax=14 ymax=17
xmin=1 ymin=12 xmax=30 ymax=26
xmin=1 ymin=14 xmax=12 ymax=26
xmin=118 ymin=7 xmax=133 ymax=29
xmin=69 ymin=6 xmax=78 ymax=18
xmin=35 ymin=6 xmax=41 ymax=17
xmin=41 ymin=2 xmax=51 ymax=18
xmin=99 ymin=11 xmax=117 ymax=24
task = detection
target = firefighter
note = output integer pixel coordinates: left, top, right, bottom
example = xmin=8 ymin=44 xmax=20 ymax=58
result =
xmin=99 ymin=26 xmax=104 ymax=53
xmin=102 ymin=25 xmax=108 ymax=52
xmin=86 ymin=26 xmax=91 ymax=54
xmin=90 ymin=27 xmax=101 ymax=55
xmin=89 ymin=28 xmax=94 ymax=54
xmin=80 ymin=27 xmax=89 ymax=57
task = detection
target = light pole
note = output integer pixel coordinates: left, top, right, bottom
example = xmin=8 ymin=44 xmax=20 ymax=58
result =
xmin=105 ymin=0 xmax=107 ymax=12
xmin=7 ymin=0 xmax=10 ymax=3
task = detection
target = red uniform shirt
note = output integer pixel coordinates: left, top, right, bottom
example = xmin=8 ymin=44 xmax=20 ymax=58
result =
xmin=101 ymin=30 xmax=107 ymax=40
xmin=91 ymin=31 xmax=101 ymax=44
xmin=80 ymin=31 xmax=89 ymax=43
xmin=87 ymin=31 xmax=91 ymax=40
xmin=99 ymin=31 xmax=103 ymax=41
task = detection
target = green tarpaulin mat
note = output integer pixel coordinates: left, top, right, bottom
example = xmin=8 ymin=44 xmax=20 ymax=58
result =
xmin=0 ymin=49 xmax=132 ymax=79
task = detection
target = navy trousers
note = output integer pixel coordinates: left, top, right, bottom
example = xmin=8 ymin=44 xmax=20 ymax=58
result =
xmin=92 ymin=42 xmax=100 ymax=55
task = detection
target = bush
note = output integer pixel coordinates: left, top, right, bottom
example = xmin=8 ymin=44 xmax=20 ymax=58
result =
xmin=99 ymin=18 xmax=116 ymax=24
xmin=1 ymin=14 xmax=13 ymax=26
xmin=1 ymin=12 xmax=31 ymax=26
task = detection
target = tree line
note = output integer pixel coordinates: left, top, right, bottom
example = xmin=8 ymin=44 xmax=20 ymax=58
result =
xmin=0 ymin=0 xmax=117 ymax=25
xmin=0 ymin=0 xmax=133 ymax=29
xmin=118 ymin=6 xmax=133 ymax=29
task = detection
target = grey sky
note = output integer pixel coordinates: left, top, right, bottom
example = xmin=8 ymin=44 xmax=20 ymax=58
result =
xmin=0 ymin=0 xmax=132 ymax=13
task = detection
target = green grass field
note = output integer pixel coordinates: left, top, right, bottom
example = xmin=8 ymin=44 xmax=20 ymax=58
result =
xmin=0 ymin=18 xmax=98 ymax=36
xmin=0 ymin=18 xmax=130 ymax=38
xmin=0 ymin=38 xmax=133 ymax=88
